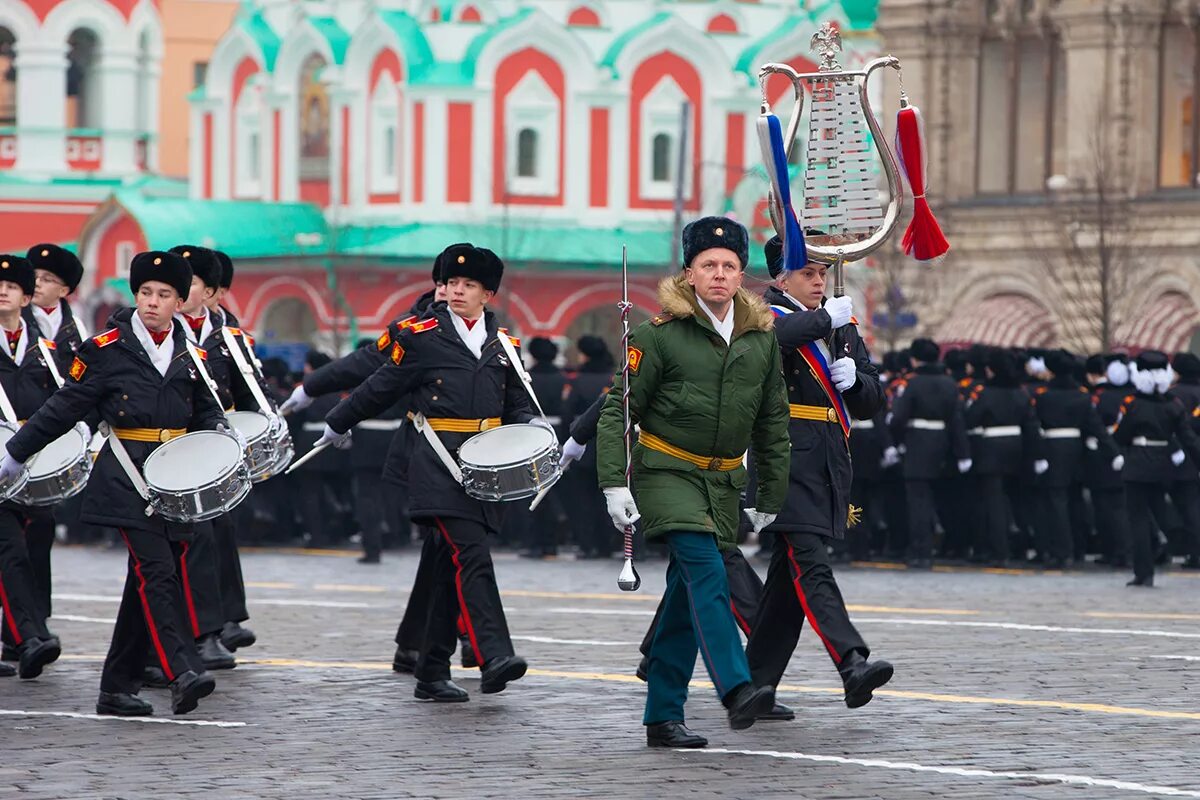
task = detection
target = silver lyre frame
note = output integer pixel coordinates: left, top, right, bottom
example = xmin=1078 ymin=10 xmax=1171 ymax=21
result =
xmin=757 ymin=55 xmax=904 ymax=292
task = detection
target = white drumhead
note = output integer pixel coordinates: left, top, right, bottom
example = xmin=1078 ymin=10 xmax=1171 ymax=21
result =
xmin=459 ymin=424 xmax=554 ymax=467
xmin=144 ymin=431 xmax=242 ymax=490
xmin=228 ymin=411 xmax=270 ymax=440
xmin=27 ymin=429 xmax=85 ymax=477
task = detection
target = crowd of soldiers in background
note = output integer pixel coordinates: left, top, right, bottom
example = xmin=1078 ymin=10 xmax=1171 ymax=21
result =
xmin=56 ymin=335 xmax=1200 ymax=578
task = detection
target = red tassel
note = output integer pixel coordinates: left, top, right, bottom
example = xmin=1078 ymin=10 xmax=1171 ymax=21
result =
xmin=895 ymin=103 xmax=950 ymax=263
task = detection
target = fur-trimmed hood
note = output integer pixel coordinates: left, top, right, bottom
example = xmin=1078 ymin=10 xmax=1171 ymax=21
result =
xmin=656 ymin=273 xmax=774 ymax=336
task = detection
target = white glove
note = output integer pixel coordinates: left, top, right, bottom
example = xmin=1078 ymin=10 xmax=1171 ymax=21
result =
xmin=957 ymin=458 xmax=973 ymax=474
xmin=1085 ymin=436 xmax=1099 ymax=451
xmin=824 ymin=295 xmax=854 ymax=329
xmin=1112 ymin=454 xmax=1125 ymax=472
xmin=279 ymin=384 xmax=312 ymax=416
xmin=74 ymin=421 xmax=91 ymax=441
xmin=0 ymin=451 xmax=23 ymax=484
xmin=559 ymin=437 xmax=586 ymax=469
xmin=830 ymin=357 xmax=858 ymax=392
xmin=315 ymin=423 xmax=352 ymax=451
xmin=1173 ymin=450 xmax=1187 ymax=466
xmin=880 ymin=445 xmax=900 ymax=469
xmin=530 ymin=417 xmax=555 ymax=434
xmin=1033 ymin=459 xmax=1049 ymax=475
xmin=603 ymin=487 xmax=641 ymax=531
xmin=743 ymin=507 xmax=777 ymax=534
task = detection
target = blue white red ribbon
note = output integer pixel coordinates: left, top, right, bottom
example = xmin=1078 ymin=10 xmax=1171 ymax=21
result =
xmin=769 ymin=305 xmax=850 ymax=439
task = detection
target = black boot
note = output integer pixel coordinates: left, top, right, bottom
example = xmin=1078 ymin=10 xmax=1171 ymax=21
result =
xmin=142 ymin=665 xmax=170 ymax=688
xmin=0 ymin=661 xmax=14 ymax=678
xmin=219 ymin=621 xmax=256 ymax=651
xmin=479 ymin=655 xmax=527 ymax=694
xmin=636 ymin=656 xmax=649 ymax=682
xmin=460 ymin=639 xmax=479 ymax=669
xmin=357 ymin=553 xmax=381 ymax=564
xmin=169 ymin=670 xmax=216 ymax=715
xmin=1 ymin=644 xmax=17 ymax=662
xmin=392 ymin=646 xmax=419 ymax=674
xmin=757 ymin=702 xmax=796 ymax=721
xmin=414 ymin=680 xmax=469 ymax=702
xmin=1127 ymin=575 xmax=1155 ymax=588
xmin=723 ymin=682 xmax=775 ymax=731
xmin=839 ymin=650 xmax=894 ymax=709
xmin=97 ymin=692 xmax=153 ymax=717
xmin=646 ymin=721 xmax=708 ymax=748
xmin=196 ymin=633 xmax=236 ymax=670
xmin=18 ymin=636 xmax=61 ymax=679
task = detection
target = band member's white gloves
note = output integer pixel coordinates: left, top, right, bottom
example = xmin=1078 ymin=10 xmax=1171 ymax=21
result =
xmin=743 ymin=508 xmax=777 ymax=534
xmin=530 ymin=417 xmax=556 ymax=434
xmin=1033 ymin=459 xmax=1049 ymax=475
xmin=1112 ymin=454 xmax=1125 ymax=471
xmin=603 ymin=487 xmax=641 ymax=531
xmin=0 ymin=450 xmax=23 ymax=484
xmin=75 ymin=421 xmax=91 ymax=441
xmin=880 ymin=445 xmax=900 ymax=469
xmin=316 ymin=423 xmax=353 ymax=451
xmin=279 ymin=384 xmax=312 ymax=416
xmin=825 ymin=295 xmax=853 ymax=329
xmin=957 ymin=458 xmax=973 ymax=474
xmin=1172 ymin=450 xmax=1187 ymax=467
xmin=831 ymin=357 xmax=858 ymax=392
xmin=559 ymin=437 xmax=586 ymax=468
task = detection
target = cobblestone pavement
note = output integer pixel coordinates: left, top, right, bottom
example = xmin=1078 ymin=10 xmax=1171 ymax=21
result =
xmin=4 ymin=544 xmax=1200 ymax=799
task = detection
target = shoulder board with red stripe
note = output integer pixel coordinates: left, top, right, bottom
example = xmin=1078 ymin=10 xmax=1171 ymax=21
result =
xmin=408 ymin=318 xmax=438 ymax=334
xmin=194 ymin=347 xmax=207 ymax=360
xmin=396 ymin=315 xmax=417 ymax=330
xmin=92 ymin=328 xmax=120 ymax=348
xmin=226 ymin=326 xmax=243 ymax=336
xmin=40 ymin=338 xmax=56 ymax=350
xmin=498 ymin=327 xmax=520 ymax=347
xmin=651 ymin=312 xmax=675 ymax=326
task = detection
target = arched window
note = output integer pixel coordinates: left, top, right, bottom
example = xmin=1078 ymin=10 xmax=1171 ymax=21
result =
xmin=67 ymin=28 xmax=100 ymax=129
xmin=516 ymin=128 xmax=538 ymax=177
xmin=234 ymin=82 xmax=262 ymax=197
xmin=369 ymin=77 xmax=400 ymax=195
xmin=299 ymin=54 xmax=330 ymax=180
xmin=1159 ymin=21 xmax=1199 ymax=188
xmin=0 ymin=28 xmax=15 ymax=125
xmin=651 ymin=133 xmax=671 ymax=182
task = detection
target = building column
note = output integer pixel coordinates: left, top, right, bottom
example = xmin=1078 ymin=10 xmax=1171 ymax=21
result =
xmin=97 ymin=50 xmax=141 ymax=174
xmin=14 ymin=43 xmax=68 ymax=173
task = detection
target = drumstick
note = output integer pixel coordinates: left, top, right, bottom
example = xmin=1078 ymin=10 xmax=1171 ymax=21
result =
xmin=528 ymin=486 xmax=551 ymax=511
xmin=284 ymin=441 xmax=330 ymax=475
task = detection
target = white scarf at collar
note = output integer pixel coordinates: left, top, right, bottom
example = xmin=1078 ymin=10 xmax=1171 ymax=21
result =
xmin=450 ymin=310 xmax=487 ymax=359
xmin=31 ymin=302 xmax=62 ymax=341
xmin=695 ymin=295 xmax=734 ymax=346
xmin=176 ymin=308 xmax=214 ymax=345
xmin=0 ymin=317 xmax=30 ymax=366
xmin=131 ymin=311 xmax=175 ymax=377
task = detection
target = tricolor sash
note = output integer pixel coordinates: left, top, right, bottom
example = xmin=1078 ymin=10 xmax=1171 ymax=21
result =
xmin=770 ymin=305 xmax=851 ymax=440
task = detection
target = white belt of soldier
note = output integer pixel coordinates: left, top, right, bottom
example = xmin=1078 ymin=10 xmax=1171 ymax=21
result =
xmin=1041 ymin=427 xmax=1081 ymax=439
xmin=967 ymin=425 xmax=1021 ymax=438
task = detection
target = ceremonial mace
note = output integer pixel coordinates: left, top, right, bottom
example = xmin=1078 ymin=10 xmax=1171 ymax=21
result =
xmin=616 ymin=245 xmax=640 ymax=592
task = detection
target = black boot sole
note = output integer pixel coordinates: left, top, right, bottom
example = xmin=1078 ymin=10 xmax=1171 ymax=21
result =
xmin=202 ymin=658 xmax=237 ymax=671
xmin=729 ymin=686 xmax=775 ymax=731
xmin=19 ymin=641 xmax=62 ymax=679
xmin=220 ymin=632 xmax=256 ymax=652
xmin=172 ymin=677 xmax=216 ymax=715
xmin=647 ymin=735 xmax=708 ymax=748
xmin=414 ymin=686 xmax=469 ymax=703
xmin=480 ymin=659 xmax=527 ymax=694
xmin=846 ymin=662 xmax=895 ymax=709
xmin=97 ymin=701 xmax=153 ymax=717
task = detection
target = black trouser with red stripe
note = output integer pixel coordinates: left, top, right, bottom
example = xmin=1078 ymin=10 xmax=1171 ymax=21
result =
xmin=212 ymin=512 xmax=249 ymax=623
xmin=0 ymin=508 xmax=52 ymax=648
xmin=414 ymin=517 xmax=513 ymax=682
xmin=24 ymin=508 xmax=54 ymax=620
xmin=396 ymin=526 xmax=471 ymax=654
xmin=640 ymin=547 xmax=762 ymax=655
xmin=102 ymin=528 xmax=203 ymax=694
xmin=175 ymin=522 xmax=225 ymax=639
xmin=745 ymin=531 xmax=868 ymax=689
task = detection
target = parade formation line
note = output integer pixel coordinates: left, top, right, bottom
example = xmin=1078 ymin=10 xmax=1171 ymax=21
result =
xmin=690 ymin=749 xmax=1200 ymax=798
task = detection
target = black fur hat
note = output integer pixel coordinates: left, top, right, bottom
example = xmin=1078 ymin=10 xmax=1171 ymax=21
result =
xmin=1044 ymin=348 xmax=1076 ymax=377
xmin=26 ymin=243 xmax=83 ymax=292
xmin=1136 ymin=350 xmax=1169 ymax=371
xmin=682 ymin=216 xmax=748 ymax=270
xmin=169 ymin=245 xmax=222 ymax=291
xmin=986 ymin=348 xmax=1022 ymax=387
xmin=130 ymin=251 xmax=192 ymax=299
xmin=910 ymin=338 xmax=940 ymax=364
xmin=0 ymin=255 xmax=35 ymax=296
xmin=437 ymin=243 xmax=504 ymax=292
xmin=214 ymin=250 xmax=234 ymax=290
xmin=528 ymin=337 xmax=557 ymax=363
xmin=1173 ymin=352 xmax=1200 ymax=379
xmin=578 ymin=335 xmax=608 ymax=360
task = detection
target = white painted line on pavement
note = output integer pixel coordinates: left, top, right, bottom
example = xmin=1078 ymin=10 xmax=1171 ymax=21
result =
xmin=854 ymin=617 xmax=1200 ymax=640
xmin=692 ymin=749 xmax=1200 ymax=798
xmin=252 ymin=598 xmax=378 ymax=609
xmin=0 ymin=709 xmax=246 ymax=728
xmin=512 ymin=635 xmax=641 ymax=647
xmin=541 ymin=607 xmax=656 ymax=617
xmin=1146 ymin=655 xmax=1200 ymax=662
xmin=52 ymin=614 xmax=113 ymax=624
xmin=54 ymin=593 xmax=120 ymax=602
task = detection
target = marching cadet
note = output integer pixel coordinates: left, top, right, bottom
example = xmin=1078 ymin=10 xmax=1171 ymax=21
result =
xmin=22 ymin=244 xmax=86 ymax=629
xmin=878 ymin=351 xmax=910 ymax=559
xmin=964 ymin=348 xmax=1044 ymax=566
xmin=0 ymin=250 xmax=225 ymax=715
xmin=743 ymin=234 xmax=893 ymax=714
xmin=1167 ymin=353 xmax=1200 ymax=569
xmin=596 ymin=217 xmax=787 ymax=748
xmin=888 ymin=338 xmax=970 ymax=568
xmin=561 ymin=335 xmax=617 ymax=559
xmin=1084 ymin=354 xmax=1131 ymax=567
xmin=517 ymin=336 xmax=568 ymax=558
xmin=0 ymin=254 xmax=63 ymax=680
xmin=1115 ymin=351 xmax=1200 ymax=587
xmin=1031 ymin=349 xmax=1116 ymax=569
xmin=324 ymin=243 xmax=539 ymax=703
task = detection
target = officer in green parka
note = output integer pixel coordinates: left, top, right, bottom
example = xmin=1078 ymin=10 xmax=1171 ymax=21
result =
xmin=596 ymin=216 xmax=790 ymax=749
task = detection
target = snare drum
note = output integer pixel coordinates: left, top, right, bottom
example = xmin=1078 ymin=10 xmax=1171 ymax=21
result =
xmin=227 ymin=410 xmax=277 ymax=482
xmin=268 ymin=413 xmax=294 ymax=476
xmin=0 ymin=421 xmax=30 ymax=501
xmin=458 ymin=423 xmax=561 ymax=502
xmin=143 ymin=430 xmax=251 ymax=522
xmin=17 ymin=423 xmax=91 ymax=506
